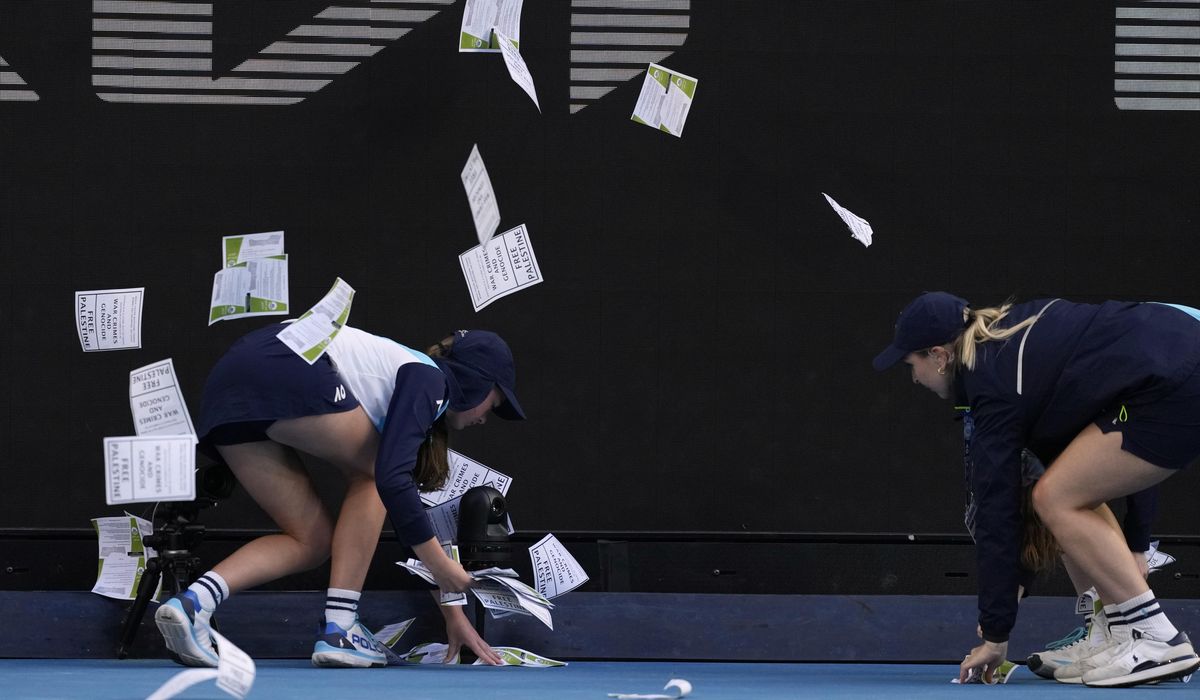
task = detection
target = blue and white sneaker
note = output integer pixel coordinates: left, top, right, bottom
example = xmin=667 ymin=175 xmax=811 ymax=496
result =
xmin=311 ymin=618 xmax=387 ymax=668
xmin=154 ymin=590 xmax=219 ymax=667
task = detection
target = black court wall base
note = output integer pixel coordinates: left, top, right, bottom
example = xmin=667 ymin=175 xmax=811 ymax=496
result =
xmin=5 ymin=591 xmax=1199 ymax=663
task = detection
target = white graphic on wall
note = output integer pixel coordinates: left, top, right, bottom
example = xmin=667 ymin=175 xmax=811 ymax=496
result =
xmin=1114 ymin=3 xmax=1200 ymax=111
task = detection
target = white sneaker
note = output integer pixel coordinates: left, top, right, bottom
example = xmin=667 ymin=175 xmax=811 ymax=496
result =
xmin=155 ymin=591 xmax=219 ymax=667
xmin=1082 ymin=631 xmax=1200 ymax=688
xmin=1030 ymin=610 xmax=1110 ymax=680
xmin=1053 ymin=634 xmax=1124 ymax=684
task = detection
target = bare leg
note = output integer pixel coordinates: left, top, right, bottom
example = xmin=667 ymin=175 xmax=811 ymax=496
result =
xmin=1033 ymin=424 xmax=1174 ymax=606
xmin=267 ymin=407 xmax=386 ymax=592
xmin=212 ymin=441 xmax=335 ymax=592
xmin=1060 ymin=503 xmax=1122 ymax=595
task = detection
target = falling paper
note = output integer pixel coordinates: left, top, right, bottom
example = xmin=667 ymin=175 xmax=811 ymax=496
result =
xmin=276 ymin=277 xmax=355 ymax=364
xmin=822 ymin=193 xmax=873 ymax=247
xmin=422 ymin=450 xmax=513 ymax=506
xmin=494 ymin=28 xmax=539 ymax=112
xmin=373 ymin=618 xmax=416 ymax=664
xmin=1146 ymin=541 xmax=1176 ymax=572
xmin=631 ymin=64 xmax=697 ymax=137
xmin=459 ymin=223 xmax=543 ymax=311
xmin=104 ymin=435 xmax=196 ymax=505
xmin=129 ymin=359 xmax=196 ymax=438
xmin=207 ymin=255 xmax=290 ymax=325
xmin=461 ymin=144 xmax=502 ymax=246
xmin=91 ymin=513 xmax=160 ymax=600
xmin=145 ymin=629 xmax=255 ymax=700
xmin=459 ymin=0 xmax=523 ymax=51
xmin=529 ymin=534 xmax=589 ymax=599
xmin=76 ymin=287 xmax=144 ymax=351
xmin=609 ymin=678 xmax=693 ymax=699
xmin=222 ymin=230 xmax=285 ymax=267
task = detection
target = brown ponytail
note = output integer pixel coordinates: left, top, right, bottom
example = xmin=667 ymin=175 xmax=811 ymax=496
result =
xmin=412 ymin=336 xmax=456 ymax=492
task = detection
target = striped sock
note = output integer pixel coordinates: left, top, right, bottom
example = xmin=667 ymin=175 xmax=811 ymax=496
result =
xmin=324 ymin=588 xmax=361 ymax=629
xmin=187 ymin=571 xmax=230 ymax=613
xmin=1109 ymin=591 xmax=1179 ymax=643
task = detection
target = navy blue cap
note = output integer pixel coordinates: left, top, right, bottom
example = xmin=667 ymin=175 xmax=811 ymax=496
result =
xmin=434 ymin=330 xmax=525 ymax=420
xmin=873 ymin=292 xmax=970 ymax=371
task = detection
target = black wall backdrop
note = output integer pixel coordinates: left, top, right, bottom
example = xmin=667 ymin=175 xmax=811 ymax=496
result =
xmin=2 ymin=1 xmax=1198 ymax=542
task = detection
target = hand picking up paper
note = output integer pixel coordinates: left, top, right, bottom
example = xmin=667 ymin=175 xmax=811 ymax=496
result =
xmin=608 ymin=678 xmax=692 ymax=699
xmin=951 ymin=659 xmax=1018 ymax=684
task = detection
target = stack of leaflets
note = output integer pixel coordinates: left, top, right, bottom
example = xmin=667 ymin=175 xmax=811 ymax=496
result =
xmin=396 ymin=560 xmax=554 ymax=630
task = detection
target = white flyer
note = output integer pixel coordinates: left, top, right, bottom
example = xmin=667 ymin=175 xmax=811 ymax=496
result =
xmin=529 ymin=533 xmax=589 ymax=599
xmin=422 ymin=449 xmax=513 ymax=506
xmin=631 ymin=63 xmax=698 ymax=137
xmin=129 ymin=359 xmax=195 ymax=438
xmin=459 ymin=0 xmax=523 ymax=52
xmin=1146 ymin=540 xmax=1177 ymax=573
xmin=145 ymin=630 xmax=256 ymax=700
xmin=90 ymin=513 xmax=159 ymax=600
xmin=222 ymin=230 xmax=285 ymax=267
xmin=374 ymin=618 xmax=416 ymax=649
xmin=461 ymin=144 xmax=501 ymax=246
xmin=426 ymin=495 xmax=464 ymax=545
xmin=476 ymin=646 xmax=567 ymax=667
xmin=609 ymin=679 xmax=693 ymax=699
xmin=495 ymin=27 xmax=539 ymax=112
xmin=458 ymin=223 xmax=543 ymax=312
xmin=822 ymin=193 xmax=873 ymax=247
xmin=207 ymin=255 xmax=290 ymax=325
xmin=276 ymin=277 xmax=355 ymax=364
xmin=75 ymin=287 xmax=144 ymax=351
xmin=403 ymin=642 xmax=460 ymax=664
xmin=103 ymin=435 xmax=196 ymax=505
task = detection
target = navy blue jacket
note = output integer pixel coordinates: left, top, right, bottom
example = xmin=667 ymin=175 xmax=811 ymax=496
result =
xmin=955 ymin=299 xmax=1200 ymax=643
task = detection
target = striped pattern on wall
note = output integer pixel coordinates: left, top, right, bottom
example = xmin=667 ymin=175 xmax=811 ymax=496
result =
xmin=0 ymin=55 xmax=39 ymax=101
xmin=1114 ymin=0 xmax=1200 ymax=110
xmin=569 ymin=0 xmax=690 ymax=114
xmin=91 ymin=0 xmax=453 ymax=105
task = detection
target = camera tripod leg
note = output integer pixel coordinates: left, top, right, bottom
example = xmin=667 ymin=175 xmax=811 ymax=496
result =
xmin=117 ymin=556 xmax=164 ymax=660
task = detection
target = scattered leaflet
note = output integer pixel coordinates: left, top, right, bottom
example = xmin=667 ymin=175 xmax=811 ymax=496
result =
xmin=129 ymin=359 xmax=195 ymax=437
xmin=146 ymin=629 xmax=256 ymax=700
xmin=104 ymin=435 xmax=196 ymax=505
xmin=822 ymin=193 xmax=873 ymax=247
xmin=952 ymin=660 xmax=1019 ymax=684
xmin=610 ymin=679 xmax=693 ymax=699
xmin=1146 ymin=540 xmax=1176 ymax=572
xmin=372 ymin=618 xmax=415 ymax=664
xmin=529 ymin=534 xmax=589 ymax=599
xmin=631 ymin=63 xmax=697 ymax=137
xmin=402 ymin=642 xmax=459 ymax=664
xmin=76 ymin=287 xmax=144 ymax=351
xmin=459 ymin=223 xmax=543 ymax=311
xmin=495 ymin=28 xmax=539 ymax=112
xmin=396 ymin=561 xmax=554 ymax=628
xmin=222 ymin=231 xmax=285 ymax=267
xmin=475 ymin=646 xmax=566 ymax=667
xmin=91 ymin=513 xmax=159 ymax=600
xmin=422 ymin=450 xmax=513 ymax=506
xmin=396 ymin=547 xmax=466 ymax=606
xmin=462 ymin=144 xmax=501 ymax=246
xmin=276 ymin=277 xmax=355 ymax=364
xmin=459 ymin=0 xmax=523 ymax=51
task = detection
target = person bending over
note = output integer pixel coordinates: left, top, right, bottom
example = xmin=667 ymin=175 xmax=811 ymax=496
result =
xmin=875 ymin=292 xmax=1200 ymax=687
xmin=156 ymin=324 xmax=523 ymax=668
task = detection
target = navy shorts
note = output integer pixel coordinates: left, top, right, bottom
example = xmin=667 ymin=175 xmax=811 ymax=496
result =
xmin=197 ymin=323 xmax=359 ymax=452
xmin=1096 ymin=363 xmax=1200 ymax=470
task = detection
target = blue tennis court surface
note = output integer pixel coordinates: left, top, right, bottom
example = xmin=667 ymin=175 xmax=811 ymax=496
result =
xmin=0 ymin=659 xmax=1192 ymax=699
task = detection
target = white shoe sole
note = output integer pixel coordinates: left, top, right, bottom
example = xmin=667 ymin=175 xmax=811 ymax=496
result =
xmin=155 ymin=604 xmax=218 ymax=668
xmin=311 ymin=650 xmax=386 ymax=668
xmin=1084 ymin=657 xmax=1200 ymax=688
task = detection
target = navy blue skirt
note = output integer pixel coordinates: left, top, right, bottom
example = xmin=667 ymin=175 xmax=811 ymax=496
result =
xmin=197 ymin=323 xmax=359 ymax=451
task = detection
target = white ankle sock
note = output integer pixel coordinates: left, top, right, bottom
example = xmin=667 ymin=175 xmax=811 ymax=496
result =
xmin=325 ymin=588 xmax=361 ymax=629
xmin=188 ymin=571 xmax=230 ymax=613
xmin=1110 ymin=591 xmax=1178 ymax=643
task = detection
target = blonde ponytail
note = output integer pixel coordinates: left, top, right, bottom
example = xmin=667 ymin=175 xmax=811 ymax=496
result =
xmin=954 ymin=301 xmax=1038 ymax=370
